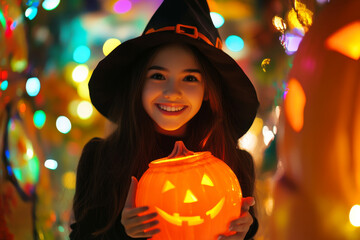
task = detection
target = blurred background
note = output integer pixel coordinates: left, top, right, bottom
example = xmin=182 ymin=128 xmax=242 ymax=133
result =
xmin=1 ymin=0 xmax=359 ymax=239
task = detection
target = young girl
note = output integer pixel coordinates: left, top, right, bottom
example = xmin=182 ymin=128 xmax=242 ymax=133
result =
xmin=70 ymin=0 xmax=259 ymax=239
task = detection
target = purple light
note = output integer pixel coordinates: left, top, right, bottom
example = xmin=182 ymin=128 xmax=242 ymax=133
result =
xmin=114 ymin=0 xmax=132 ymax=14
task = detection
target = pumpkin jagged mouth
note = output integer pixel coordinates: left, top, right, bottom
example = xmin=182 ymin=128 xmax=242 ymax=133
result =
xmin=155 ymin=197 xmax=225 ymax=226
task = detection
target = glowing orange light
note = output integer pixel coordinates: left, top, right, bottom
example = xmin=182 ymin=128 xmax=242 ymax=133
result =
xmin=136 ymin=141 xmax=242 ymax=240
xmin=285 ymin=78 xmax=306 ymax=132
xmin=326 ymin=21 xmax=360 ymax=60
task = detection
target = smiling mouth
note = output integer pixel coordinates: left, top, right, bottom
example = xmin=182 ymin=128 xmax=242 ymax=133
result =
xmin=156 ymin=104 xmax=187 ymax=114
xmin=155 ymin=197 xmax=225 ymax=226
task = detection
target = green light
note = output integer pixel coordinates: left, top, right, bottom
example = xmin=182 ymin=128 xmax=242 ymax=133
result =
xmin=42 ymin=0 xmax=61 ymax=11
xmin=1 ymin=80 xmax=8 ymax=91
xmin=58 ymin=226 xmax=65 ymax=232
xmin=29 ymin=156 xmax=40 ymax=183
xmin=0 ymin=10 xmax=6 ymax=29
xmin=33 ymin=110 xmax=46 ymax=129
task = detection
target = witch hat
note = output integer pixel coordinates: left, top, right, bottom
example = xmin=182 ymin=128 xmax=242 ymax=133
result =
xmin=89 ymin=0 xmax=259 ymax=138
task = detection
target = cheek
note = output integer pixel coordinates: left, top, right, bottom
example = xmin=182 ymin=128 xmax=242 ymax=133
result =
xmin=184 ymin=85 xmax=204 ymax=107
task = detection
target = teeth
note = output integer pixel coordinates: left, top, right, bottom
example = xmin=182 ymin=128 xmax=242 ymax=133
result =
xmin=158 ymin=105 xmax=185 ymax=112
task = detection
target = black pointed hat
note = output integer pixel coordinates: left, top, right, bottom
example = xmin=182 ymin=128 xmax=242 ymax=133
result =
xmin=89 ymin=0 xmax=259 ymax=137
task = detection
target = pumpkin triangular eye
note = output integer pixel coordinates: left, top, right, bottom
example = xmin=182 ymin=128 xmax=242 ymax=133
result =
xmin=162 ymin=180 xmax=175 ymax=193
xmin=201 ymin=173 xmax=214 ymax=186
xmin=184 ymin=189 xmax=198 ymax=203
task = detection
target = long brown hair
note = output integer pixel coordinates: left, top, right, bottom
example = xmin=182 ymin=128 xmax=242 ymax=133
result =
xmin=72 ymin=43 xmax=255 ymax=237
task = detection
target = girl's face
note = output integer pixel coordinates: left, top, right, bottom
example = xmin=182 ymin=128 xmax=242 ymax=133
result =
xmin=142 ymin=44 xmax=205 ymax=136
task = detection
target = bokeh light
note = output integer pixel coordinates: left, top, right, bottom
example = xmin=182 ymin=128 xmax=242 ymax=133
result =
xmin=25 ymin=6 xmax=38 ymax=20
xmin=73 ymin=45 xmax=91 ymax=63
xmin=77 ymin=101 xmax=93 ymax=120
xmin=284 ymin=78 xmax=306 ymax=132
xmin=77 ymin=81 xmax=90 ymax=100
xmin=42 ymin=0 xmax=61 ymax=11
xmin=72 ymin=65 xmax=89 ymax=83
xmin=210 ymin=12 xmax=225 ymax=28
xmin=261 ymin=58 xmax=271 ymax=72
xmin=62 ymin=171 xmax=76 ymax=189
xmin=103 ymin=38 xmax=121 ymax=56
xmin=26 ymin=77 xmax=41 ymax=97
xmin=44 ymin=159 xmax=58 ymax=170
xmin=225 ymin=35 xmax=245 ymax=52
xmin=350 ymin=205 xmax=360 ymax=227
xmin=1 ymin=80 xmax=8 ymax=90
xmin=33 ymin=110 xmax=46 ymax=129
xmin=56 ymin=116 xmax=72 ymax=134
xmin=113 ymin=0 xmax=132 ymax=14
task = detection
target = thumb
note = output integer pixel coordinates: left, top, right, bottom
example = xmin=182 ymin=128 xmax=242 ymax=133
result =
xmin=124 ymin=176 xmax=138 ymax=209
xmin=241 ymin=197 xmax=255 ymax=212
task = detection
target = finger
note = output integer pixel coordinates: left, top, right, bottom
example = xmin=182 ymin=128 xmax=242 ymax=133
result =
xmin=241 ymin=197 xmax=255 ymax=212
xmin=133 ymin=228 xmax=161 ymax=238
xmin=128 ymin=219 xmax=160 ymax=237
xmin=122 ymin=206 xmax=149 ymax=219
xmin=229 ymin=223 xmax=251 ymax=233
xmin=124 ymin=212 xmax=158 ymax=227
xmin=218 ymin=232 xmax=244 ymax=240
xmin=229 ymin=212 xmax=253 ymax=226
xmin=124 ymin=176 xmax=138 ymax=209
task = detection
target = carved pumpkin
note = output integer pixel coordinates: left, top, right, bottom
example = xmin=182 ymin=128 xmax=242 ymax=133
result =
xmin=271 ymin=0 xmax=360 ymax=239
xmin=136 ymin=141 xmax=242 ymax=240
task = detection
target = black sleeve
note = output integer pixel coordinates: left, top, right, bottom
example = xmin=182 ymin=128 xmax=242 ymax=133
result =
xmin=235 ymin=149 xmax=258 ymax=239
xmin=69 ymin=138 xmax=146 ymax=240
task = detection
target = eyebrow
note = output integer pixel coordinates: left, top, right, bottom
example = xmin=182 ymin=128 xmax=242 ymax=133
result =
xmin=148 ymin=65 xmax=201 ymax=73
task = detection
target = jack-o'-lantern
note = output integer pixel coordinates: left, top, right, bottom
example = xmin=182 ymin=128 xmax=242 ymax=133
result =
xmin=136 ymin=141 xmax=242 ymax=240
xmin=270 ymin=0 xmax=360 ymax=239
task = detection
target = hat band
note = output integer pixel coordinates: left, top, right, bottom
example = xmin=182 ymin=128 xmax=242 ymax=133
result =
xmin=145 ymin=24 xmax=223 ymax=49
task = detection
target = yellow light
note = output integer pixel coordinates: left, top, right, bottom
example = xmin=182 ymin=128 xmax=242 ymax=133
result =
xmin=77 ymin=100 xmax=93 ymax=120
xmin=72 ymin=65 xmax=89 ymax=83
xmin=326 ymin=21 xmax=360 ymax=60
xmin=272 ymin=16 xmax=286 ymax=33
xmin=62 ymin=171 xmax=76 ymax=189
xmin=261 ymin=58 xmax=271 ymax=72
xmin=201 ymin=174 xmax=214 ymax=187
xmin=103 ymin=38 xmax=121 ymax=56
xmin=68 ymin=100 xmax=80 ymax=117
xmin=77 ymin=81 xmax=90 ymax=100
xmin=350 ymin=204 xmax=360 ymax=227
xmin=162 ymin=180 xmax=176 ymax=193
xmin=285 ymin=78 xmax=306 ymax=132
xmin=184 ymin=189 xmax=198 ymax=203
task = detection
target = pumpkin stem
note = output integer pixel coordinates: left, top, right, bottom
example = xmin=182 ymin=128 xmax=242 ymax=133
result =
xmin=167 ymin=141 xmax=194 ymax=158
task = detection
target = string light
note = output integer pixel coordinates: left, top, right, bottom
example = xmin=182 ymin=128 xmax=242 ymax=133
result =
xmin=225 ymin=35 xmax=245 ymax=52
xmin=113 ymin=0 xmax=132 ymax=14
xmin=210 ymin=12 xmax=225 ymax=28
xmin=26 ymin=77 xmax=41 ymax=97
xmin=33 ymin=110 xmax=46 ymax=129
xmin=73 ymin=45 xmax=91 ymax=63
xmin=56 ymin=116 xmax=72 ymax=134
xmin=103 ymin=38 xmax=121 ymax=56
xmin=350 ymin=205 xmax=360 ymax=227
xmin=72 ymin=65 xmax=89 ymax=83
xmin=44 ymin=159 xmax=58 ymax=170
xmin=42 ymin=0 xmax=61 ymax=11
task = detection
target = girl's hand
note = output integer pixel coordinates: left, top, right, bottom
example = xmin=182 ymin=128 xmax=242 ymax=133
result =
xmin=217 ymin=197 xmax=255 ymax=240
xmin=121 ymin=177 xmax=160 ymax=238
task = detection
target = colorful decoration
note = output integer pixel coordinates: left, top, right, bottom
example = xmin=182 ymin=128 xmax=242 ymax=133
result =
xmin=136 ymin=141 xmax=242 ymax=240
xmin=271 ymin=0 xmax=360 ymax=239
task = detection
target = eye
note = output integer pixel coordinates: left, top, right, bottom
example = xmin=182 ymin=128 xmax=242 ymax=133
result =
xmin=183 ymin=75 xmax=199 ymax=82
xmin=162 ymin=180 xmax=175 ymax=193
xmin=201 ymin=174 xmax=214 ymax=186
xmin=150 ymin=73 xmax=166 ymax=80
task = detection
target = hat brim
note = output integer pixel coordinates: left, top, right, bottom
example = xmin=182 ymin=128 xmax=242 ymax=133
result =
xmin=89 ymin=32 xmax=259 ymax=137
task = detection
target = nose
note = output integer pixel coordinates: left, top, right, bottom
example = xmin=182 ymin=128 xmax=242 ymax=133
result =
xmin=163 ymin=80 xmax=182 ymax=100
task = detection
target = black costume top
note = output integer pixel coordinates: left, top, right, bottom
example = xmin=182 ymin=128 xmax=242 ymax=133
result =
xmin=69 ymin=136 xmax=258 ymax=240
